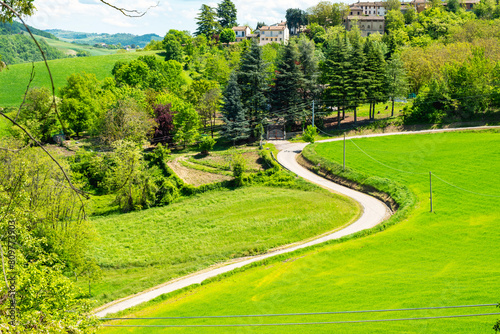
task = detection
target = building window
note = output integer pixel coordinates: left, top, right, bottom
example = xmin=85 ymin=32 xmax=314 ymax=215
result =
xmin=367 ymin=25 xmax=370 ymax=29
xmin=379 ymin=25 xmax=382 ymax=29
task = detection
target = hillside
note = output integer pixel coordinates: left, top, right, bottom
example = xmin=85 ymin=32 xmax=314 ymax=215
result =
xmin=0 ymin=34 xmax=67 ymax=65
xmin=0 ymin=20 xmax=57 ymax=39
xmin=0 ymin=50 xmax=163 ymax=107
xmin=46 ymin=29 xmax=163 ymax=48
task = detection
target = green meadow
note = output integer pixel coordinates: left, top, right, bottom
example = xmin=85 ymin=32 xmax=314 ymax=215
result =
xmin=36 ymin=34 xmax=117 ymax=56
xmin=83 ymin=186 xmax=359 ymax=305
xmin=0 ymin=51 xmax=162 ymax=107
xmin=100 ymin=130 xmax=500 ymax=333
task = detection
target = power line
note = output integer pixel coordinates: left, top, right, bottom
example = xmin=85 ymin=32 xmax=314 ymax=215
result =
xmin=432 ymin=173 xmax=500 ymax=198
xmin=100 ymin=303 xmax=497 ymax=321
xmin=101 ymin=312 xmax=500 ymax=328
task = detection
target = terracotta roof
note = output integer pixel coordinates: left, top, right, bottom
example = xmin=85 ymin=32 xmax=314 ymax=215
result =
xmin=352 ymin=1 xmax=386 ymax=6
xmin=347 ymin=15 xmax=385 ymax=20
xmin=232 ymin=26 xmax=249 ymax=31
xmin=259 ymin=25 xmax=286 ymax=31
xmin=350 ymin=6 xmax=363 ymax=10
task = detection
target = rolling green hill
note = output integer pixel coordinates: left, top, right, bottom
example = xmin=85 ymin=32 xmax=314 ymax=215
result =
xmin=100 ymin=130 xmax=500 ymax=333
xmin=36 ymin=34 xmax=117 ymax=57
xmin=0 ymin=51 xmax=162 ymax=107
xmin=46 ymin=29 xmax=162 ymax=48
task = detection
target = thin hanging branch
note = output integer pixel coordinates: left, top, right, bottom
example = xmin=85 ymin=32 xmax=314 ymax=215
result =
xmin=99 ymin=0 xmax=159 ymax=17
xmin=0 ymin=1 xmax=69 ymax=139
xmin=15 ymin=62 xmax=35 ymax=122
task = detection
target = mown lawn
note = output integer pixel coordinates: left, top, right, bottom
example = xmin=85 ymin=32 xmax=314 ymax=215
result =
xmin=83 ymin=186 xmax=359 ymax=305
xmin=100 ymin=130 xmax=500 ymax=333
xmin=0 ymin=51 xmax=162 ymax=107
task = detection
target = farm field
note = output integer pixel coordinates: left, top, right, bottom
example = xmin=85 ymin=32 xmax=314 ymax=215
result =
xmin=100 ymin=130 xmax=500 ymax=333
xmin=82 ymin=186 xmax=360 ymax=305
xmin=0 ymin=50 xmax=162 ymax=107
xmin=35 ymin=34 xmax=117 ymax=56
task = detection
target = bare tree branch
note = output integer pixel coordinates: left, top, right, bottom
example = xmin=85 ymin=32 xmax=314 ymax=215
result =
xmin=0 ymin=112 xmax=90 ymax=206
xmin=15 ymin=62 xmax=35 ymax=122
xmin=99 ymin=0 xmax=159 ymax=17
xmin=0 ymin=1 xmax=70 ymax=139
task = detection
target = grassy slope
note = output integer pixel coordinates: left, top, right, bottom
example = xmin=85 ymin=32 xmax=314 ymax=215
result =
xmin=84 ymin=186 xmax=360 ymax=305
xmin=100 ymin=130 xmax=500 ymax=333
xmin=0 ymin=50 xmax=162 ymax=107
xmin=35 ymin=34 xmax=117 ymax=56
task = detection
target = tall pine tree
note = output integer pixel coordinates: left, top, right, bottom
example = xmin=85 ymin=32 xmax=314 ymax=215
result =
xmin=238 ymin=40 xmax=269 ymax=130
xmin=347 ymin=38 xmax=367 ymax=124
xmin=270 ymin=41 xmax=303 ymax=127
xmin=221 ymin=72 xmax=250 ymax=143
xmin=195 ymin=5 xmax=220 ymax=40
xmin=217 ymin=0 xmax=238 ymax=29
xmin=363 ymin=39 xmax=386 ymax=120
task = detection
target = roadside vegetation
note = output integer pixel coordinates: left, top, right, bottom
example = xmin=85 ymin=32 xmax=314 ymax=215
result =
xmin=100 ymin=130 xmax=500 ymax=333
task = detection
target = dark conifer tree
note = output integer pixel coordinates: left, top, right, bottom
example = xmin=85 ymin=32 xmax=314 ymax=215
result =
xmin=237 ymin=40 xmax=268 ymax=129
xmin=195 ymin=5 xmax=220 ymax=40
xmin=270 ymin=41 xmax=303 ymax=127
xmin=221 ymin=72 xmax=250 ymax=143
xmin=347 ymin=39 xmax=367 ymax=124
xmin=217 ymin=0 xmax=238 ymax=29
xmin=363 ymin=39 xmax=387 ymax=119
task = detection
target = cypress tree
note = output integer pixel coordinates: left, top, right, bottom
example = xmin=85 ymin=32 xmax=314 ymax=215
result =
xmin=238 ymin=40 xmax=269 ymax=129
xmin=221 ymin=72 xmax=250 ymax=143
xmin=363 ymin=39 xmax=386 ymax=120
xmin=347 ymin=39 xmax=367 ymax=124
xmin=270 ymin=41 xmax=303 ymax=127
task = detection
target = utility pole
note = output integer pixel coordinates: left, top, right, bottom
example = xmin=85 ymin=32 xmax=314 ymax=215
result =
xmin=343 ymin=133 xmax=346 ymax=172
xmin=312 ymin=100 xmax=315 ymax=127
xmin=429 ymin=171 xmax=433 ymax=212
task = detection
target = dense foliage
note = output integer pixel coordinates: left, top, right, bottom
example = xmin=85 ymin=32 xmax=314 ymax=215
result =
xmin=0 ymin=34 xmax=66 ymax=64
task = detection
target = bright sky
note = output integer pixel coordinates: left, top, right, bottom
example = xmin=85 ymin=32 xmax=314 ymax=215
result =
xmin=24 ymin=0 xmax=355 ymax=37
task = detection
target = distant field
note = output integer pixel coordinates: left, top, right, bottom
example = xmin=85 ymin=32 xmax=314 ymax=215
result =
xmin=0 ymin=51 xmax=162 ymax=107
xmin=35 ymin=34 xmax=117 ymax=56
xmin=100 ymin=130 xmax=500 ymax=333
xmin=83 ymin=186 xmax=359 ymax=305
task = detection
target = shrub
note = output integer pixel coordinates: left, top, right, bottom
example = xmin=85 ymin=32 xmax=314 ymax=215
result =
xmin=199 ymin=136 xmax=216 ymax=155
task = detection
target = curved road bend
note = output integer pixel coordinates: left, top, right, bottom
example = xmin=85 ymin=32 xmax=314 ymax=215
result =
xmin=95 ymin=125 xmax=498 ymax=318
xmin=94 ymin=142 xmax=394 ymax=317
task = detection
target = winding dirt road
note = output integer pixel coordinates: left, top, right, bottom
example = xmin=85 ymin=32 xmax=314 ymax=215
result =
xmin=95 ymin=139 xmax=391 ymax=318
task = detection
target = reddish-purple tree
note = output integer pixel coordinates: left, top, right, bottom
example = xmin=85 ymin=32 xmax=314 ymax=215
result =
xmin=153 ymin=104 xmax=175 ymax=144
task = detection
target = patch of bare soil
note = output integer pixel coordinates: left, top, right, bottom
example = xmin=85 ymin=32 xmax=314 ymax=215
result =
xmin=167 ymin=157 xmax=232 ymax=187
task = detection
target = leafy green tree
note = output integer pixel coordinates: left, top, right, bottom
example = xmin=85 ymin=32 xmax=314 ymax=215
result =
xmin=195 ymin=4 xmax=220 ymax=40
xmin=60 ymin=72 xmax=102 ymax=136
xmin=18 ymin=87 xmax=58 ymax=143
xmin=385 ymin=53 xmax=408 ymax=116
xmin=199 ymin=136 xmax=216 ymax=155
xmin=0 ymin=0 xmax=35 ymax=22
xmin=205 ymin=51 xmax=232 ymax=85
xmin=308 ymin=1 xmax=333 ymax=27
xmin=303 ymin=125 xmax=317 ymax=143
xmin=270 ymin=41 xmax=303 ymax=126
xmin=164 ymin=35 xmax=183 ymax=62
xmin=220 ymin=27 xmax=236 ymax=45
xmin=217 ymin=0 xmax=238 ymax=29
xmin=384 ymin=0 xmax=401 ymax=11
xmin=221 ymin=72 xmax=250 ymax=143
xmin=105 ymin=140 xmax=158 ymax=212
xmin=474 ymin=0 xmax=497 ymax=18
xmin=100 ymin=98 xmax=155 ymax=144
xmin=286 ymin=8 xmax=308 ymax=34
xmin=238 ymin=40 xmax=269 ymax=128
xmin=385 ymin=9 xmax=405 ymax=33
xmin=331 ymin=3 xmax=350 ymax=27
xmin=404 ymin=5 xmax=418 ymax=24
xmin=230 ymin=150 xmax=247 ymax=185
xmin=446 ymin=0 xmax=461 ymax=12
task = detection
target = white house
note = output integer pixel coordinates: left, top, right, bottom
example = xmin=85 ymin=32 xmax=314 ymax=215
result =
xmin=231 ymin=26 xmax=252 ymax=42
xmin=255 ymin=24 xmax=289 ymax=46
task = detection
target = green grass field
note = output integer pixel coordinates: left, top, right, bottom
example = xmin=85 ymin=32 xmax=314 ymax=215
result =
xmin=35 ymin=34 xmax=117 ymax=56
xmin=0 ymin=51 xmax=162 ymax=107
xmin=100 ymin=130 xmax=500 ymax=333
xmin=83 ymin=186 xmax=359 ymax=305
